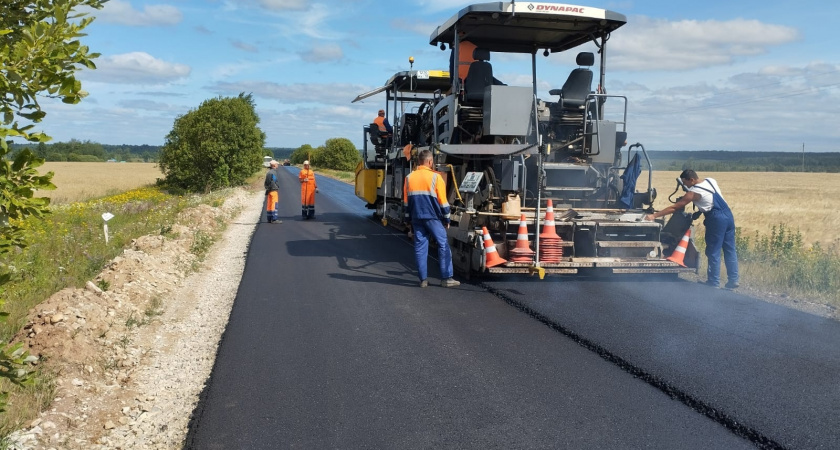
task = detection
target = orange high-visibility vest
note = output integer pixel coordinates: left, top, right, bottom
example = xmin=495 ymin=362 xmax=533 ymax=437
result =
xmin=457 ymin=40 xmax=477 ymax=81
xmin=299 ymin=168 xmax=316 ymax=206
xmin=373 ymin=116 xmax=388 ymax=132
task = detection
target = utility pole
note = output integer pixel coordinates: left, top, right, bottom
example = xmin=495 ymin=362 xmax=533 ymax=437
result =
xmin=802 ymin=143 xmax=805 ymax=172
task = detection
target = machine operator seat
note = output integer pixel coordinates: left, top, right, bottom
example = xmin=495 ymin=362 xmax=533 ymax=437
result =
xmin=550 ymin=52 xmax=595 ymax=110
xmin=368 ymin=123 xmax=389 ymax=156
xmin=463 ymin=48 xmax=493 ymax=105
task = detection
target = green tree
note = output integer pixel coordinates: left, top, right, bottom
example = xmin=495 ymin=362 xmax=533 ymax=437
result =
xmin=35 ymin=142 xmax=48 ymax=159
xmin=159 ymin=93 xmax=266 ymax=192
xmin=318 ymin=138 xmax=361 ymax=171
xmin=1 ymin=0 xmax=106 ymax=150
xmin=1 ymin=0 xmax=104 ymax=412
xmin=0 ymin=149 xmax=55 ymax=410
xmin=290 ymin=144 xmax=315 ymax=165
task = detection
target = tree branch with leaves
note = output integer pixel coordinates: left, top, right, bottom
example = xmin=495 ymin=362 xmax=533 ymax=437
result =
xmin=1 ymin=0 xmax=107 ymax=150
xmin=1 ymin=0 xmax=105 ymax=412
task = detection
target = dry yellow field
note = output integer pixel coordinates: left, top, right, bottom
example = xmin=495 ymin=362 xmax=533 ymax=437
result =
xmin=39 ymin=162 xmax=163 ymax=204
xmin=647 ymin=171 xmax=840 ymax=248
xmin=33 ymin=163 xmax=840 ymax=247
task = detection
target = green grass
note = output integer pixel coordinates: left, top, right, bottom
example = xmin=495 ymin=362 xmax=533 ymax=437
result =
xmin=0 ymin=185 xmax=242 ymax=437
xmin=695 ymin=223 xmax=840 ymax=308
xmin=1 ymin=187 xmax=221 ymax=341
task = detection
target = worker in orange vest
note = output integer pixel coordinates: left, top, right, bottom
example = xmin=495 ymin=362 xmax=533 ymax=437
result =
xmin=403 ymin=149 xmax=460 ymax=288
xmin=448 ymin=31 xmax=477 ymax=92
xmin=373 ymin=109 xmax=392 ymax=135
xmin=298 ymin=160 xmax=318 ymax=220
xmin=264 ymin=160 xmax=281 ymax=223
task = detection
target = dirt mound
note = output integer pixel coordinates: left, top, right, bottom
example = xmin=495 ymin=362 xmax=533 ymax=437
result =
xmin=9 ymin=187 xmax=260 ymax=449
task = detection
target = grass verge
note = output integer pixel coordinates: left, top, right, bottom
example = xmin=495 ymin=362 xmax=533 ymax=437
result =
xmin=0 ymin=184 xmax=246 ymax=437
xmin=691 ymin=223 xmax=839 ymax=310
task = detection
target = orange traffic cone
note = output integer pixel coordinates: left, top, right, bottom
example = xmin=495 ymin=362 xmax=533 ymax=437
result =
xmin=481 ymin=226 xmax=508 ymax=268
xmin=539 ymin=200 xmax=564 ymax=263
xmin=509 ymin=214 xmax=535 ymax=263
xmin=667 ymin=228 xmax=691 ymax=267
xmin=540 ymin=200 xmax=560 ymax=239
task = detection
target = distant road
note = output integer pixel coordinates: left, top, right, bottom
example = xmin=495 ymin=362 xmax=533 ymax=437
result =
xmin=186 ymin=167 xmax=840 ymax=449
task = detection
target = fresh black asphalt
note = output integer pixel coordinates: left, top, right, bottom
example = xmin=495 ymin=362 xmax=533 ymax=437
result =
xmin=185 ymin=167 xmax=839 ymax=449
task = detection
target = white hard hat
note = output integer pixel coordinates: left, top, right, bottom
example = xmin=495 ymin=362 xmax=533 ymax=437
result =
xmin=303 ymin=160 xmax=310 ymax=165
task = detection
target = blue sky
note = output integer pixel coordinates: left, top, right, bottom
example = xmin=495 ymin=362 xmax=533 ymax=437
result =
xmin=25 ymin=0 xmax=840 ymax=152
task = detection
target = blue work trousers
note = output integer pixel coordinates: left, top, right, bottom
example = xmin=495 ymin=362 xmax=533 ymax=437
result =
xmin=412 ymin=219 xmax=453 ymax=281
xmin=704 ymin=207 xmax=739 ymax=286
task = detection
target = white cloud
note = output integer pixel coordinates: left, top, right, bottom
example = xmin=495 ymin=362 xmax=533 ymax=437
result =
xmin=232 ymin=40 xmax=259 ymax=53
xmin=117 ymin=99 xmax=178 ymax=112
xmin=86 ymin=52 xmax=191 ymax=84
xmin=256 ymin=0 xmax=308 ymax=11
xmin=610 ymin=17 xmax=800 ymax=71
xmin=413 ymin=0 xmax=473 ymax=13
xmin=299 ymin=44 xmax=343 ymax=63
xmin=277 ymin=4 xmax=342 ymax=40
xmin=211 ymin=81 xmax=370 ymax=106
xmin=391 ymin=18 xmax=438 ymax=36
xmin=95 ymin=0 xmax=182 ymax=26
xmin=621 ymin=63 xmax=840 ymax=151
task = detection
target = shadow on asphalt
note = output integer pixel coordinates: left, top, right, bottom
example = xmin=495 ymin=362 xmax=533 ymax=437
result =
xmin=284 ymin=212 xmax=419 ymax=287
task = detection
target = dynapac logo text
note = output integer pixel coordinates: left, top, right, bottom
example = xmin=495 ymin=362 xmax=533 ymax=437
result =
xmin=531 ymin=4 xmax=585 ymax=13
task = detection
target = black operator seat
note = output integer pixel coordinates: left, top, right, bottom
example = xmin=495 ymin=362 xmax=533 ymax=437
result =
xmin=463 ymin=47 xmax=493 ymax=105
xmin=370 ymin=123 xmax=392 ymax=155
xmin=369 ymin=123 xmax=382 ymax=147
xmin=550 ymin=52 xmax=595 ymax=110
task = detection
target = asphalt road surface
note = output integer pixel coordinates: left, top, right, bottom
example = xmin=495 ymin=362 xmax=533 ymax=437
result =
xmin=185 ymin=167 xmax=840 ymax=449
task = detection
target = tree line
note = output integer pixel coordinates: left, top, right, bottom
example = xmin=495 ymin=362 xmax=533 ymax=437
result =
xmin=11 ymin=143 xmax=840 ymax=174
xmin=6 ymin=142 xmax=323 ymax=165
xmin=8 ymin=140 xmax=161 ymax=162
xmin=644 ymin=150 xmax=840 ymax=173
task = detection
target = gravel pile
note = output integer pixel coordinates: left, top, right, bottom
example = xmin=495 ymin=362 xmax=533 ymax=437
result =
xmin=8 ymin=187 xmax=264 ymax=449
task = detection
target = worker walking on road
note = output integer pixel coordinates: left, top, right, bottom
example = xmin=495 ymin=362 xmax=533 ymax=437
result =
xmin=299 ymin=160 xmax=318 ymax=220
xmin=403 ymin=149 xmax=460 ymax=288
xmin=645 ymin=169 xmax=739 ymax=289
xmin=264 ymin=160 xmax=281 ymax=224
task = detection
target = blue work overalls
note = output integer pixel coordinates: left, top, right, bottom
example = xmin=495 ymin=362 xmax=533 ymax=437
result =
xmin=696 ymin=183 xmax=739 ymax=287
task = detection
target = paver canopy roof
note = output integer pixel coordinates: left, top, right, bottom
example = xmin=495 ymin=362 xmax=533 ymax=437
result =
xmin=429 ymin=2 xmax=627 ymax=54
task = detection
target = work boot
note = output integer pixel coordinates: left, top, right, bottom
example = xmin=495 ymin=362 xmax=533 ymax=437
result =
xmin=419 ymin=279 xmax=428 ymax=288
xmin=441 ymin=278 xmax=460 ymax=288
xmin=697 ymin=280 xmax=719 ymax=288
xmin=724 ymin=281 xmax=740 ymax=289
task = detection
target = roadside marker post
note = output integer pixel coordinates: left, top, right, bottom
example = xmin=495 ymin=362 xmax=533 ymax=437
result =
xmin=102 ymin=212 xmax=114 ymax=244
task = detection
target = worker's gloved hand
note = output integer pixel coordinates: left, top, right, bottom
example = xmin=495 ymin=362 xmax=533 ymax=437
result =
xmin=315 ymin=188 xmax=319 ymax=193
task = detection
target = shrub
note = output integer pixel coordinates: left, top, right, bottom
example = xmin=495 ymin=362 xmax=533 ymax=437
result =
xmin=158 ymin=93 xmax=266 ymax=192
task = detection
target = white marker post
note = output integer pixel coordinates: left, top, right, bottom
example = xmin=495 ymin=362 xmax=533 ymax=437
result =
xmin=102 ymin=212 xmax=114 ymax=244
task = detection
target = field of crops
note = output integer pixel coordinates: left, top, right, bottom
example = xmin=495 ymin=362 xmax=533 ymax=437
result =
xmin=35 ymin=163 xmax=840 ymax=249
xmin=40 ymin=162 xmax=162 ymax=204
xmin=650 ymin=171 xmax=840 ymax=248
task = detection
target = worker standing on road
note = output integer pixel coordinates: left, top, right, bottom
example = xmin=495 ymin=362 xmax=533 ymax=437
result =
xmin=264 ymin=160 xmax=281 ymax=224
xmin=403 ymin=149 xmax=460 ymax=288
xmin=645 ymin=169 xmax=739 ymax=289
xmin=299 ymin=160 xmax=318 ymax=220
